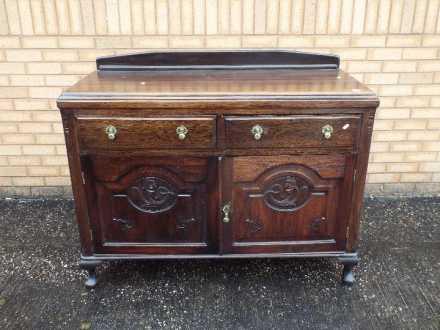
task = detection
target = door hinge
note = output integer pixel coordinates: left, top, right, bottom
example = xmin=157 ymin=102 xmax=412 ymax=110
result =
xmin=81 ymin=171 xmax=85 ymax=185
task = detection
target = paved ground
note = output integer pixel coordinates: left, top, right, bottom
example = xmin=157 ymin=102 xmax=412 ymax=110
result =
xmin=0 ymin=197 xmax=439 ymax=329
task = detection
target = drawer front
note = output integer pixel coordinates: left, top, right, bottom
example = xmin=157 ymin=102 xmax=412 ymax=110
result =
xmin=76 ymin=116 xmax=216 ymax=150
xmin=224 ymin=115 xmax=360 ymax=149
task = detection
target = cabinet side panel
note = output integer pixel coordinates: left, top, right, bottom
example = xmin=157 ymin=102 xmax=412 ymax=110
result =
xmin=61 ymin=111 xmax=94 ymax=255
xmin=347 ymin=109 xmax=376 ymax=251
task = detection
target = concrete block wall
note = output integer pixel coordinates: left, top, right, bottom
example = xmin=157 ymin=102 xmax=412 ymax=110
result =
xmin=0 ymin=0 xmax=439 ymax=197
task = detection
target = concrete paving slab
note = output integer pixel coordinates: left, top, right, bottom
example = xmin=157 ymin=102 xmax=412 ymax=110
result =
xmin=0 ymin=197 xmax=439 ymax=329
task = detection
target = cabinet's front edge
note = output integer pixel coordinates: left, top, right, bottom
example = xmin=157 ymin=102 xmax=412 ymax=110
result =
xmin=57 ymin=97 xmax=379 ymax=110
xmin=82 ymin=251 xmax=356 ymax=260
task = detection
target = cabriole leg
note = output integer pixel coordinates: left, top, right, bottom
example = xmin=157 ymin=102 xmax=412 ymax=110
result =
xmin=80 ymin=259 xmax=102 ymax=288
xmin=337 ymin=254 xmax=359 ymax=286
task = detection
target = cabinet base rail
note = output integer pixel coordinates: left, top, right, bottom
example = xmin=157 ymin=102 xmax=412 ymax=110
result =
xmin=79 ymin=252 xmax=359 ymax=288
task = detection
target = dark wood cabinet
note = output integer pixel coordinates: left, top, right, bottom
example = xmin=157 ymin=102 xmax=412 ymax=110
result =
xmin=58 ymin=50 xmax=379 ymax=287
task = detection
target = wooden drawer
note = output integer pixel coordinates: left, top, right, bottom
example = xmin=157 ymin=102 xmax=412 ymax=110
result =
xmin=224 ymin=115 xmax=360 ymax=149
xmin=76 ymin=116 xmax=216 ymax=150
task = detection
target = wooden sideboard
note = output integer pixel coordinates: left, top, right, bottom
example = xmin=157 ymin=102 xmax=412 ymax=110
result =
xmin=57 ymin=50 xmax=379 ymax=288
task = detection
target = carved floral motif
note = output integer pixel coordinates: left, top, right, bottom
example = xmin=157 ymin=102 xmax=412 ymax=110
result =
xmin=310 ymin=217 xmax=325 ymax=233
xmin=245 ymin=218 xmax=263 ymax=233
xmin=263 ymin=175 xmax=312 ymax=211
xmin=176 ymin=217 xmax=197 ymax=230
xmin=126 ymin=177 xmax=177 ymax=213
xmin=112 ymin=217 xmax=134 ymax=231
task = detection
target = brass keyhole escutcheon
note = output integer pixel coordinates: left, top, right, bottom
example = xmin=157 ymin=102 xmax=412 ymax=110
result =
xmin=105 ymin=125 xmax=117 ymax=140
xmin=222 ymin=202 xmax=231 ymax=223
xmin=176 ymin=125 xmax=188 ymax=140
xmin=251 ymin=124 xmax=264 ymax=140
xmin=322 ymin=124 xmax=333 ymax=139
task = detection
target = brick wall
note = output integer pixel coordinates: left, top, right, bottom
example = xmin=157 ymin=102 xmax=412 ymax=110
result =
xmin=0 ymin=0 xmax=439 ymax=197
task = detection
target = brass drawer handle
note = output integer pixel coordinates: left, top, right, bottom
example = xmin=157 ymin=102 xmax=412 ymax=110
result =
xmin=105 ymin=125 xmax=117 ymax=140
xmin=251 ymin=124 xmax=264 ymax=140
xmin=322 ymin=124 xmax=333 ymax=139
xmin=222 ymin=202 xmax=231 ymax=223
xmin=176 ymin=125 xmax=188 ymax=140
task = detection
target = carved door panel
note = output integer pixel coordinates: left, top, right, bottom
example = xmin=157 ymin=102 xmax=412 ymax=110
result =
xmin=222 ymin=155 xmax=353 ymax=254
xmin=84 ymin=157 xmax=217 ymax=254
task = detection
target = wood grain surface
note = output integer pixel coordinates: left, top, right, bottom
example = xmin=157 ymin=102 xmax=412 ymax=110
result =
xmin=224 ymin=115 xmax=360 ymax=149
xmin=59 ymin=51 xmax=378 ymax=286
xmin=76 ymin=115 xmax=216 ymax=150
xmin=60 ymin=70 xmax=375 ymax=101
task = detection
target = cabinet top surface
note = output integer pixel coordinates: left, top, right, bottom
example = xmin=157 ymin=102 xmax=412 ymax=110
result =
xmin=60 ymin=69 xmax=375 ymax=100
xmin=58 ymin=50 xmax=377 ymax=104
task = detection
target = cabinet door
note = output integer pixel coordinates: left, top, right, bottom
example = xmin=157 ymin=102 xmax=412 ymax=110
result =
xmin=84 ymin=157 xmax=218 ymax=255
xmin=221 ymin=155 xmax=353 ymax=254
